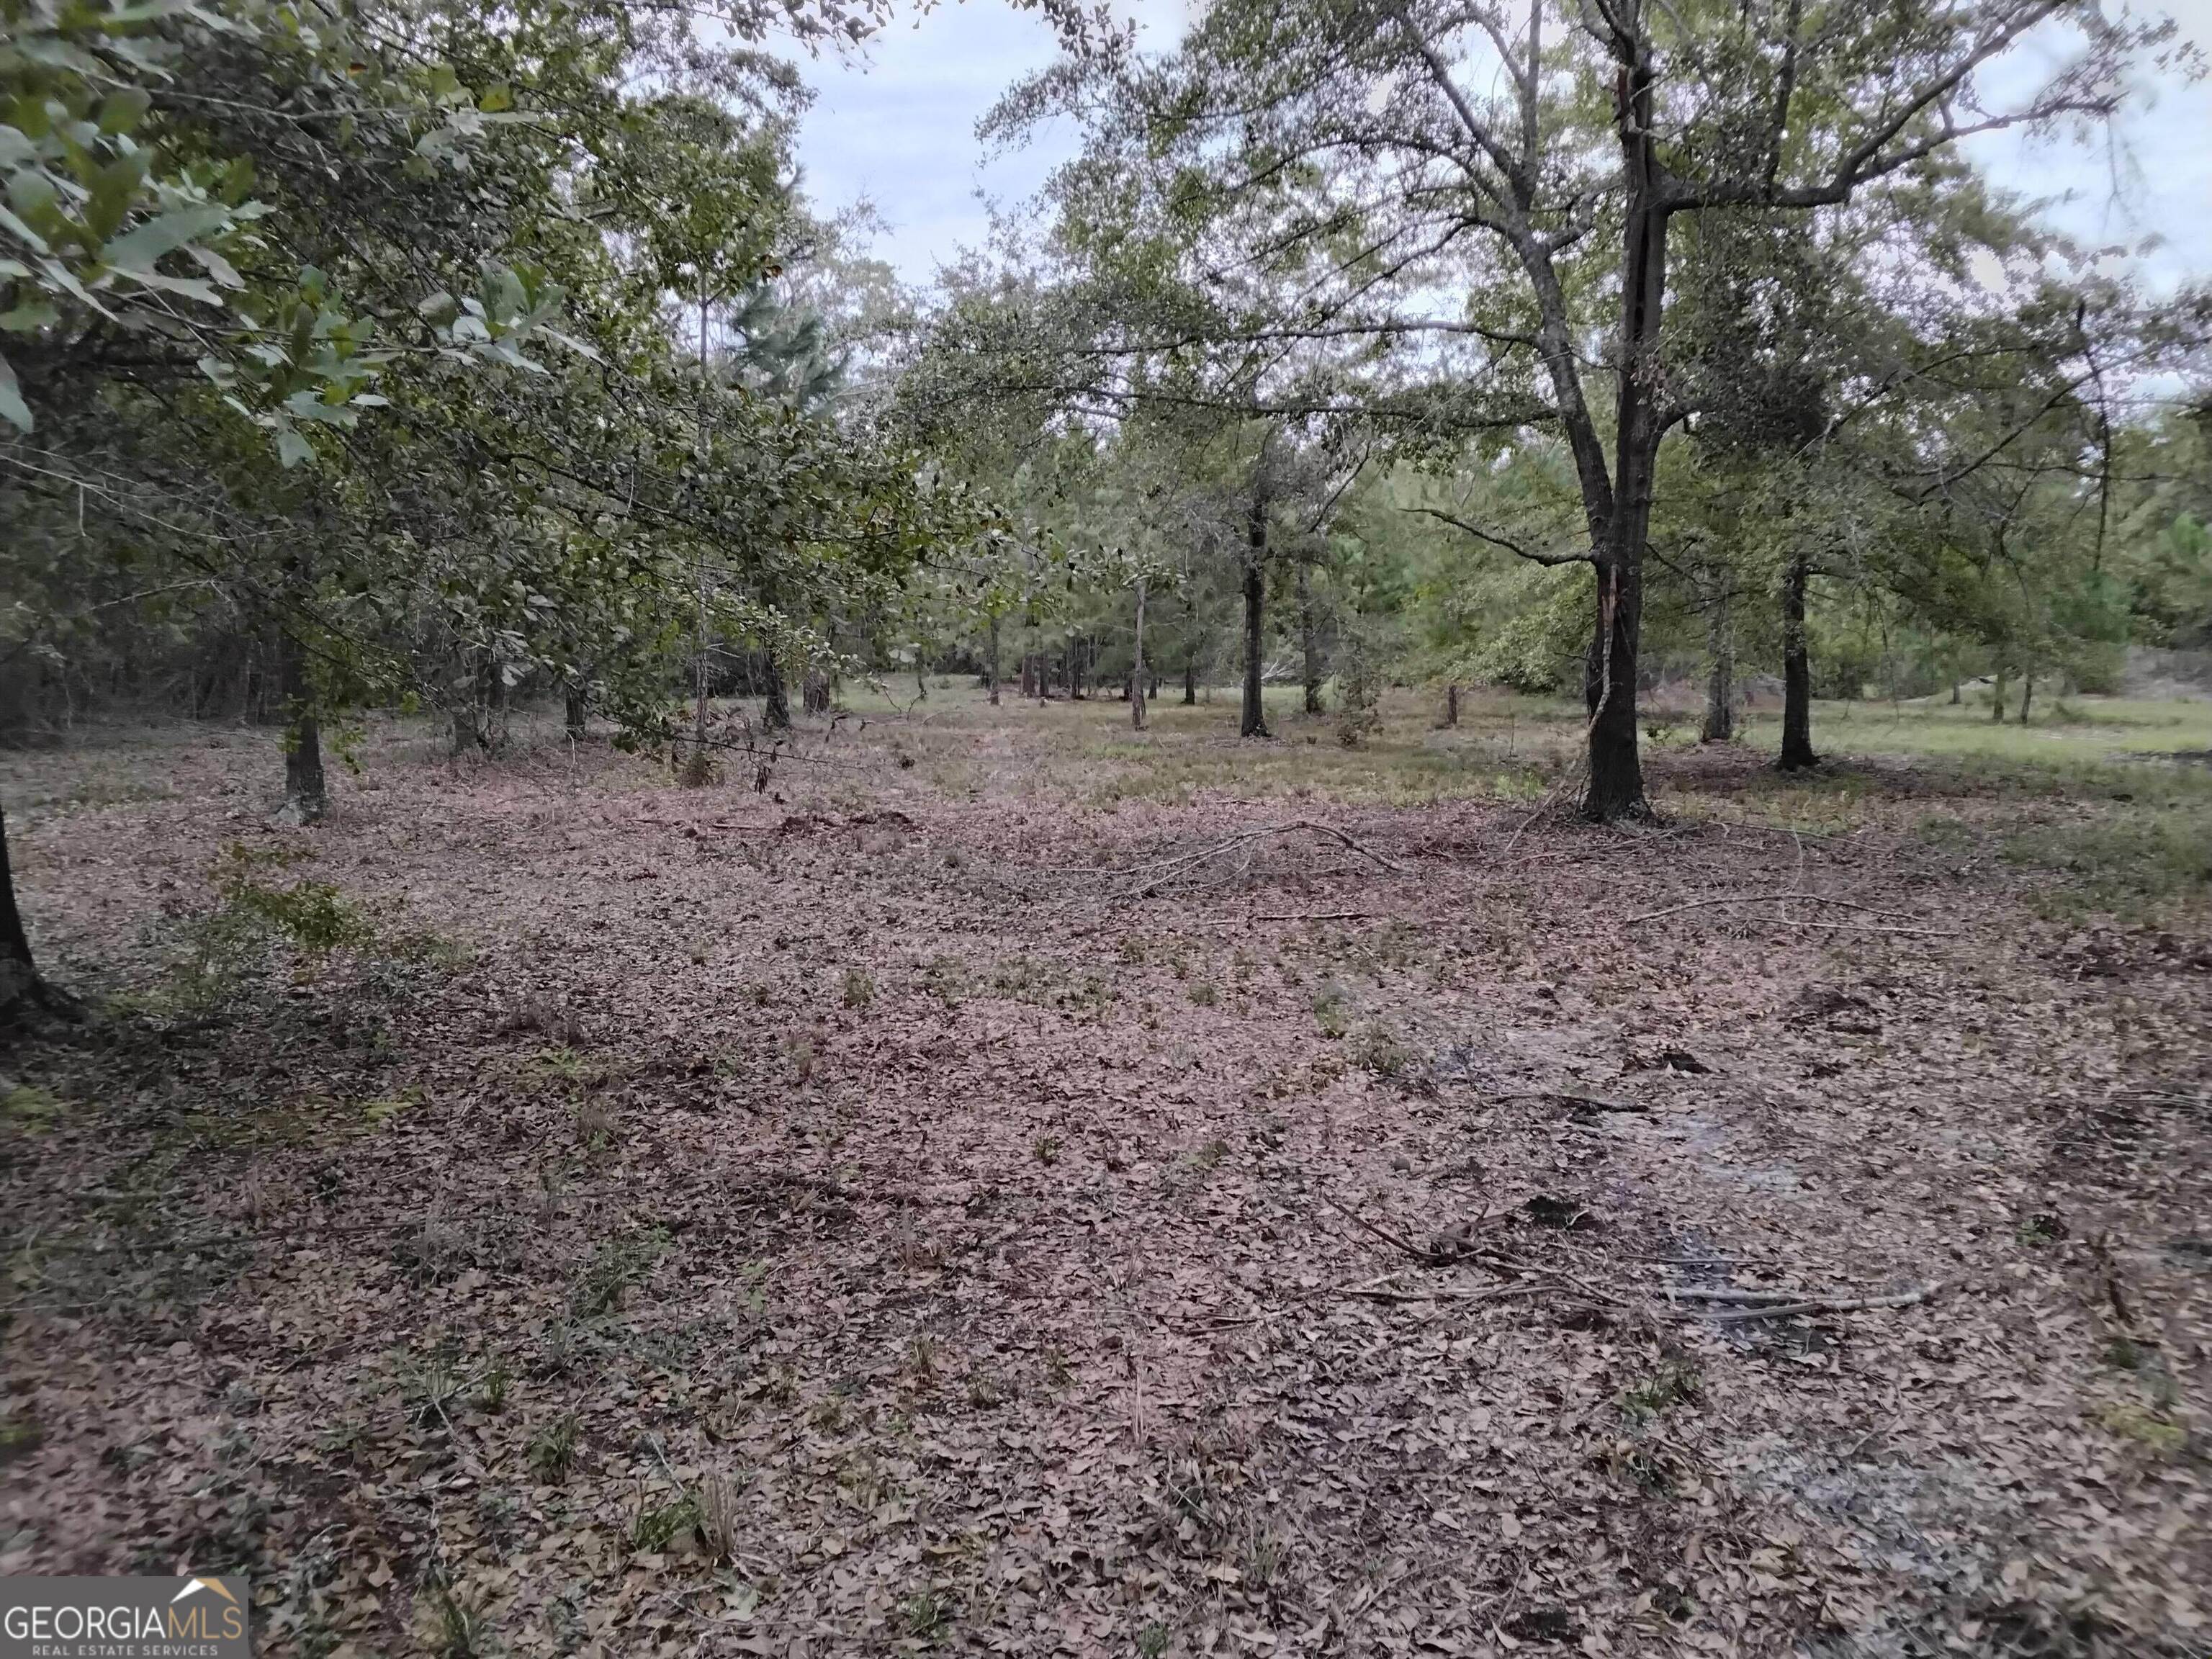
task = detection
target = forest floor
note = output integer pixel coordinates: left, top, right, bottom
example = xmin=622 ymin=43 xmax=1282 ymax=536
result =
xmin=2 ymin=685 xmax=2210 ymax=1659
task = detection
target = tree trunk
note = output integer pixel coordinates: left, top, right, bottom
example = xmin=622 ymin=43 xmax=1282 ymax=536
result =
xmin=1580 ymin=66 xmax=1665 ymax=821
xmin=279 ymin=634 xmax=328 ymax=824
xmin=1990 ymin=665 xmax=2008 ymax=723
xmin=565 ymin=685 xmax=589 ymax=740
xmin=1298 ymin=564 xmax=1322 ymax=714
xmin=1778 ymin=550 xmax=1817 ymax=770
xmin=1950 ymin=678 xmax=1961 ymax=706
xmin=283 ymin=709 xmax=328 ymax=824
xmin=2019 ymin=673 xmax=2033 ymax=724
xmin=987 ymin=617 xmax=1002 ymax=706
xmin=0 ymin=804 xmax=55 ymax=1022
xmin=1446 ymin=683 xmax=1460 ymax=727
xmin=914 ymin=662 xmax=928 ymax=702
xmin=1241 ymin=500 xmax=1269 ymax=739
xmin=763 ymin=658 xmax=791 ymax=731
xmin=1701 ymin=573 xmax=1735 ymax=743
xmin=1131 ymin=580 xmax=1148 ymax=732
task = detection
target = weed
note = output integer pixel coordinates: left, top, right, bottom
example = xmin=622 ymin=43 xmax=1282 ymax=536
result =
xmin=397 ymin=1353 xmax=469 ymax=1430
xmin=425 ymin=1581 xmax=497 ymax=1659
xmin=633 ymin=1491 xmax=701 ymax=1552
xmin=475 ymin=1363 xmax=511 ymax=1415
xmin=1187 ymin=981 xmax=1219 ymax=1007
xmin=1310 ymin=981 xmax=1351 ymax=1038
xmin=842 ymin=968 xmax=875 ymax=1009
xmin=1355 ymin=1023 xmax=1416 ymax=1080
xmin=1619 ymin=1362 xmax=1700 ymax=1424
xmin=569 ymin=1230 xmax=667 ymax=1320
xmin=1137 ymin=1624 xmax=1171 ymax=1658
xmin=360 ymin=1087 xmax=423 ymax=1129
xmin=2095 ymin=1401 xmax=2187 ymax=1455
xmin=475 ymin=1491 xmax=521 ymax=1553
xmin=908 ymin=1334 xmax=938 ymax=1382
xmin=920 ymin=956 xmax=966 ymax=1005
xmin=573 ymin=1097 xmax=620 ymax=1154
xmin=783 ymin=1033 xmax=818 ymax=1084
xmin=178 ymin=842 xmax=377 ymax=1003
xmin=0 ymin=1413 xmax=43 ymax=1465
xmin=698 ymin=1470 xmax=742 ymax=1563
xmin=394 ymin=1210 xmax=471 ymax=1285
xmin=526 ymin=1412 xmax=579 ymax=1483
xmin=1042 ymin=1346 xmax=1072 ymax=1390
xmin=1033 ymin=1135 xmax=1064 ymax=1166
xmin=0 ymin=1084 xmax=65 ymax=1135
xmin=899 ymin=1591 xmax=951 ymax=1640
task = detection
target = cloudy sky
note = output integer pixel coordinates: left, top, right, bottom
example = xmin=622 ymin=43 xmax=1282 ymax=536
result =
xmin=791 ymin=0 xmax=2212 ymax=292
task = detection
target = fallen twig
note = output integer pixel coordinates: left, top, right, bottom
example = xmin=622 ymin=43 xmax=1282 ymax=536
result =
xmin=1321 ymin=1192 xmax=1451 ymax=1264
xmin=1251 ymin=909 xmax=1377 ymax=922
xmin=1336 ymin=1282 xmax=1544 ymax=1307
xmin=1125 ymin=819 xmax=1402 ymax=899
xmin=1694 ymin=1285 xmax=1940 ymax=1323
xmin=1626 ymin=891 xmax=1922 ymax=926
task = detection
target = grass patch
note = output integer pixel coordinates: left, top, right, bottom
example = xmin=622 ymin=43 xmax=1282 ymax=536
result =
xmin=2002 ymin=807 xmax=2212 ymax=919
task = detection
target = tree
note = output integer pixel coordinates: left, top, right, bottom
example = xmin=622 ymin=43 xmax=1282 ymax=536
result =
xmin=0 ymin=0 xmax=931 ymax=1016
xmin=1002 ymin=0 xmax=2170 ymax=817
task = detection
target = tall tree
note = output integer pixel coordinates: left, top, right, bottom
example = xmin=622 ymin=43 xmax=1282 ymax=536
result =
xmin=1002 ymin=0 xmax=2170 ymax=817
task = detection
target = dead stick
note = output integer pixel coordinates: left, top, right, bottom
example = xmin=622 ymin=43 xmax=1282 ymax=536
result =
xmin=1321 ymin=1192 xmax=1449 ymax=1264
xmin=1697 ymin=1285 xmax=1939 ymax=1323
xmin=1625 ymin=891 xmax=1923 ymax=926
xmin=1660 ymin=1287 xmax=1835 ymax=1305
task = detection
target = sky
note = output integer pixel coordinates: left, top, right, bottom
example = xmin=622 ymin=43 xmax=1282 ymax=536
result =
xmin=791 ymin=0 xmax=2212 ymax=293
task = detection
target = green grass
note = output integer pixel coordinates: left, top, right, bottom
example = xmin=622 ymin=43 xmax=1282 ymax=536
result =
xmin=823 ymin=680 xmax=2212 ymax=922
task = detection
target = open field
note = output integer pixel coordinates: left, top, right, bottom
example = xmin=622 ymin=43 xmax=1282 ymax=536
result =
xmin=3 ymin=687 xmax=2210 ymax=1658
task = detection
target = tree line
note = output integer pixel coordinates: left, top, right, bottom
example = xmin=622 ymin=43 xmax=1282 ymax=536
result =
xmin=3 ymin=0 xmax=2209 ymax=1017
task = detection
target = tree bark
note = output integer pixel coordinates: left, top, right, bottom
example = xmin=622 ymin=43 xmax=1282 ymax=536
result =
xmin=1446 ymin=683 xmax=1460 ymax=727
xmin=565 ymin=684 xmax=589 ymax=740
xmin=2019 ymin=673 xmax=2033 ymax=724
xmin=0 ymin=804 xmax=56 ymax=1022
xmin=1581 ymin=60 xmax=1663 ymax=821
xmin=1241 ymin=500 xmax=1269 ymax=739
xmin=1131 ymin=580 xmax=1148 ymax=732
xmin=987 ymin=616 xmax=1001 ymax=706
xmin=279 ymin=633 xmax=328 ymax=824
xmin=1778 ymin=550 xmax=1817 ymax=770
xmin=1298 ymin=564 xmax=1322 ymax=714
xmin=763 ymin=658 xmax=791 ymax=731
xmin=1701 ymin=572 xmax=1735 ymax=743
xmin=1990 ymin=665 xmax=2008 ymax=723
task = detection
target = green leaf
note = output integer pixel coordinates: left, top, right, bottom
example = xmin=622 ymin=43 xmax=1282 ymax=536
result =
xmin=97 ymin=89 xmax=153 ymax=135
xmin=101 ymin=203 xmax=234 ymax=273
xmin=478 ymin=81 xmax=513 ymax=113
xmin=0 ymin=301 xmax=58 ymax=331
xmin=0 ymin=349 xmax=29 ymax=431
xmin=276 ymin=428 xmax=313 ymax=467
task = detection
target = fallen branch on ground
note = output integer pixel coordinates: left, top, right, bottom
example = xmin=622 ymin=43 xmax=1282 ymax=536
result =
xmin=1321 ymin=1192 xmax=1456 ymax=1264
xmin=1689 ymin=1285 xmax=1940 ymax=1322
xmin=1625 ymin=891 xmax=1923 ymax=927
xmin=1125 ymin=820 xmax=1403 ymax=898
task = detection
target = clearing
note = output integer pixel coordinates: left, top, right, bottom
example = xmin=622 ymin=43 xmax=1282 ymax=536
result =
xmin=1 ymin=687 xmax=2208 ymax=1658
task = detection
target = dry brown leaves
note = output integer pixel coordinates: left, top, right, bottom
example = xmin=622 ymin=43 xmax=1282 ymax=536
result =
xmin=0 ymin=711 xmax=2207 ymax=1658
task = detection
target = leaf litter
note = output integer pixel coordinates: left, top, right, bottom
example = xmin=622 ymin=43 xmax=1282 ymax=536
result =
xmin=0 ymin=711 xmax=2207 ymax=1658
